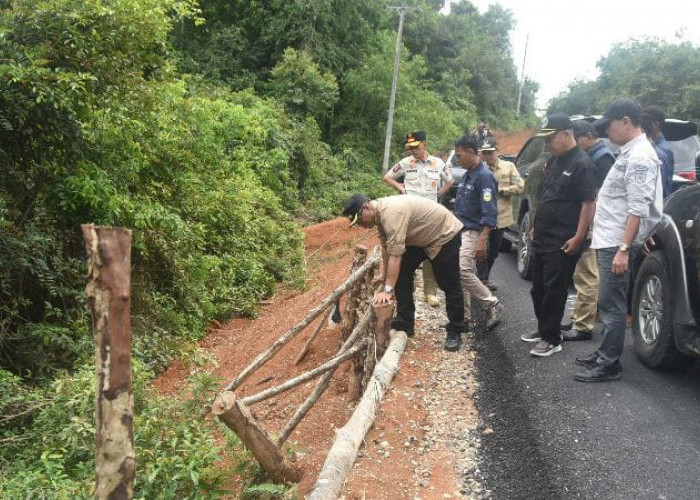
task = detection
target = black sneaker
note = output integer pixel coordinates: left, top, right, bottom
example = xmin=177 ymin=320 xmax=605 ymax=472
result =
xmin=574 ymin=361 xmax=622 ymax=382
xmin=520 ymin=331 xmax=541 ymax=343
xmin=562 ymin=328 xmax=593 ymax=341
xmin=444 ymin=331 xmax=462 ymax=351
xmin=560 ymin=322 xmax=573 ymax=331
xmin=529 ymin=340 xmax=563 ymax=357
xmin=575 ymin=352 xmax=599 ymax=369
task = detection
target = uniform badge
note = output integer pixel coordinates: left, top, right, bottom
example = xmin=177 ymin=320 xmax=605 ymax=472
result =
xmin=392 ymin=165 xmax=401 ymax=173
xmin=483 ymin=188 xmax=493 ymax=202
xmin=431 ymin=180 xmax=437 ymax=188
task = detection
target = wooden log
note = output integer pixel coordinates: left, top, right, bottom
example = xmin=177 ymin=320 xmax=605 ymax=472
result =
xmin=276 ymin=307 xmax=373 ymax=447
xmin=307 ymin=330 xmax=408 ymax=500
xmin=294 ymin=306 xmax=334 ymax=365
xmin=213 ymin=392 xmax=302 ymax=484
xmin=340 ymin=245 xmax=368 ymax=345
xmin=373 ymin=302 xmax=395 ymax=356
xmin=82 ymin=225 xmax=136 ymax=500
xmin=242 ymin=339 xmax=370 ymax=406
xmin=225 ymin=248 xmax=379 ymax=392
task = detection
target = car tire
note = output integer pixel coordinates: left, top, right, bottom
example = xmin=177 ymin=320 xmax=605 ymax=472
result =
xmin=517 ymin=212 xmax=533 ymax=280
xmin=631 ymin=251 xmax=694 ymax=370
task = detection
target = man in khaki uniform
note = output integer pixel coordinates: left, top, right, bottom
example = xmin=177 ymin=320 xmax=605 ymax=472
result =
xmin=342 ymin=193 xmax=466 ymax=351
xmin=384 ymin=131 xmax=454 ymax=307
xmin=477 ymin=138 xmax=524 ymax=290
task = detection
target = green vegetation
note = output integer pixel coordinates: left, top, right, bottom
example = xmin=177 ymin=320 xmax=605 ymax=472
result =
xmin=0 ymin=0 xmax=536 ymax=496
xmin=547 ymin=39 xmax=700 ymax=118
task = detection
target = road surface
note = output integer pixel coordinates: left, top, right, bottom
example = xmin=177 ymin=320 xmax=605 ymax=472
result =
xmin=473 ymin=250 xmax=700 ymax=499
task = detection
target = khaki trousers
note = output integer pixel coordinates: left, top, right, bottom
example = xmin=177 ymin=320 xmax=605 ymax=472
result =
xmin=460 ymin=230 xmax=498 ymax=321
xmin=571 ymin=248 xmax=598 ymax=332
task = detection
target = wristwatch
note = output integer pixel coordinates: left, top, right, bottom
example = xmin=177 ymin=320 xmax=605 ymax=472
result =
xmin=384 ymin=285 xmax=394 ymax=295
xmin=619 ymin=242 xmax=630 ymax=252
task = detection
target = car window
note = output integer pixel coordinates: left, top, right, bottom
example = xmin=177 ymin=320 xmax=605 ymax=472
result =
xmin=516 ymin=137 xmax=544 ymax=165
xmin=668 ymin=135 xmax=700 ymax=172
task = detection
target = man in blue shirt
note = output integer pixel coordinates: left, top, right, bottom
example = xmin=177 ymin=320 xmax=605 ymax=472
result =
xmin=641 ymin=106 xmax=674 ymax=198
xmin=452 ymin=136 xmax=503 ymax=347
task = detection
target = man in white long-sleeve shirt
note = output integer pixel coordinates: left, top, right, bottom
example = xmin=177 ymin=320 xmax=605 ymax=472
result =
xmin=574 ymin=98 xmax=663 ymax=382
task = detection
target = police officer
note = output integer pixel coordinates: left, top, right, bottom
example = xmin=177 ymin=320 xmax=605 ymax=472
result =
xmin=383 ymin=131 xmax=454 ymax=307
xmin=452 ymin=136 xmax=503 ymax=333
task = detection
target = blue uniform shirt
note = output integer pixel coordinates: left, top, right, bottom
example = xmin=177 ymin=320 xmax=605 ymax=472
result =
xmin=653 ymin=133 xmax=674 ymax=198
xmin=453 ymin=162 xmax=498 ymax=230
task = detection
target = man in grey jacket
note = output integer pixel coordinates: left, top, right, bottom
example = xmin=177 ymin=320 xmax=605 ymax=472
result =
xmin=574 ymin=98 xmax=663 ymax=382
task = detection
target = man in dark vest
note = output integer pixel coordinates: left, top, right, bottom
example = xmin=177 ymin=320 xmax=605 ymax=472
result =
xmin=559 ymin=120 xmax=616 ymax=341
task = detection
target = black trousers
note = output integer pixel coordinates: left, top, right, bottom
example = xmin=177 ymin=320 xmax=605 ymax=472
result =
xmin=530 ymin=249 xmax=580 ymax=344
xmin=393 ymin=233 xmax=465 ymax=335
xmin=477 ymin=228 xmax=504 ymax=281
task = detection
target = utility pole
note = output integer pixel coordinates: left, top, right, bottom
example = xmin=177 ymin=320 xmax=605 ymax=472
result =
xmin=516 ymin=34 xmax=529 ymax=116
xmin=382 ymin=5 xmax=420 ymax=174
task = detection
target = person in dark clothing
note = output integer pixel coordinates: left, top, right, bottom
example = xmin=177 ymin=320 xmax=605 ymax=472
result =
xmin=640 ymin=106 xmax=674 ymax=198
xmin=559 ymin=120 xmax=616 ymax=341
xmin=520 ymin=113 xmax=597 ymax=357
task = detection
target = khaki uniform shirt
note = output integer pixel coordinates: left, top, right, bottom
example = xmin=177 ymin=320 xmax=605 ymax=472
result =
xmin=374 ymin=196 xmax=464 ymax=259
xmin=488 ymin=159 xmax=524 ymax=228
xmin=386 ymin=154 xmax=452 ymax=201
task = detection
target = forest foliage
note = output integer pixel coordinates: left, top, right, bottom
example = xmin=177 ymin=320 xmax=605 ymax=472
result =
xmin=15 ymin=0 xmax=700 ymax=497
xmin=547 ymin=38 xmax=700 ymax=119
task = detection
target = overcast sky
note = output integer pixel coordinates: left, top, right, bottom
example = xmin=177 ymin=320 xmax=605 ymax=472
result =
xmin=446 ymin=0 xmax=700 ymax=112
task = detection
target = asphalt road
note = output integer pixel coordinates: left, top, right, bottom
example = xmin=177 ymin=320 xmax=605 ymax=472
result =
xmin=472 ymin=250 xmax=700 ymax=500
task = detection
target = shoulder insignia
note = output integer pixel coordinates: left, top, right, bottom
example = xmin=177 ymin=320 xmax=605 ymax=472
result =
xmin=483 ymin=188 xmax=493 ymax=202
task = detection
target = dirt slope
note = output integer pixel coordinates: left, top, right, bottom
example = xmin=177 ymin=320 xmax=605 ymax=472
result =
xmin=154 ymin=130 xmax=530 ymax=498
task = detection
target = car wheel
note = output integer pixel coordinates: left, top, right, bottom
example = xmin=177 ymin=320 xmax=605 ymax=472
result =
xmin=516 ymin=212 xmax=533 ymax=280
xmin=631 ymin=251 xmax=693 ymax=370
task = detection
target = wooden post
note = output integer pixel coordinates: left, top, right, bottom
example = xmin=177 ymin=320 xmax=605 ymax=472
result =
xmin=307 ymin=330 xmax=408 ymax=500
xmin=82 ymin=225 xmax=135 ymax=500
xmin=373 ymin=302 xmax=395 ymax=355
xmin=213 ymin=392 xmax=302 ymax=484
xmin=340 ymin=245 xmax=368 ymax=345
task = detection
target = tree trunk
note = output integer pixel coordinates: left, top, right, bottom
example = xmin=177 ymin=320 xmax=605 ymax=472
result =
xmin=82 ymin=225 xmax=135 ymax=500
xmin=307 ymin=330 xmax=408 ymax=500
xmin=213 ymin=392 xmax=302 ymax=484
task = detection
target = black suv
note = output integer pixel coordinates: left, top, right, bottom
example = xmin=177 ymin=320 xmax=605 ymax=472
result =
xmin=631 ymin=183 xmax=700 ymax=369
xmin=513 ymin=118 xmax=700 ymax=279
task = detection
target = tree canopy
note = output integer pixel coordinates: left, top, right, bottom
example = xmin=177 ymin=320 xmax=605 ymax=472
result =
xmin=547 ymin=38 xmax=700 ymax=119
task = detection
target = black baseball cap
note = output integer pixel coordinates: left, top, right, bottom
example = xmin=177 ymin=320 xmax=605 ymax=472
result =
xmin=405 ymin=130 xmax=427 ymax=148
xmin=479 ymin=138 xmax=498 ymax=151
xmin=572 ymin=120 xmax=598 ymax=138
xmin=535 ymin=112 xmax=573 ymax=137
xmin=593 ymin=98 xmax=641 ymax=129
xmin=342 ymin=193 xmax=368 ymax=227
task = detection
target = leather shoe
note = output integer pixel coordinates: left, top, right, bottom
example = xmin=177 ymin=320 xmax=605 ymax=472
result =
xmin=444 ymin=331 xmax=462 ymax=351
xmin=575 ymin=352 xmax=599 ymax=369
xmin=562 ymin=328 xmax=593 ymax=341
xmin=574 ymin=361 xmax=622 ymax=382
